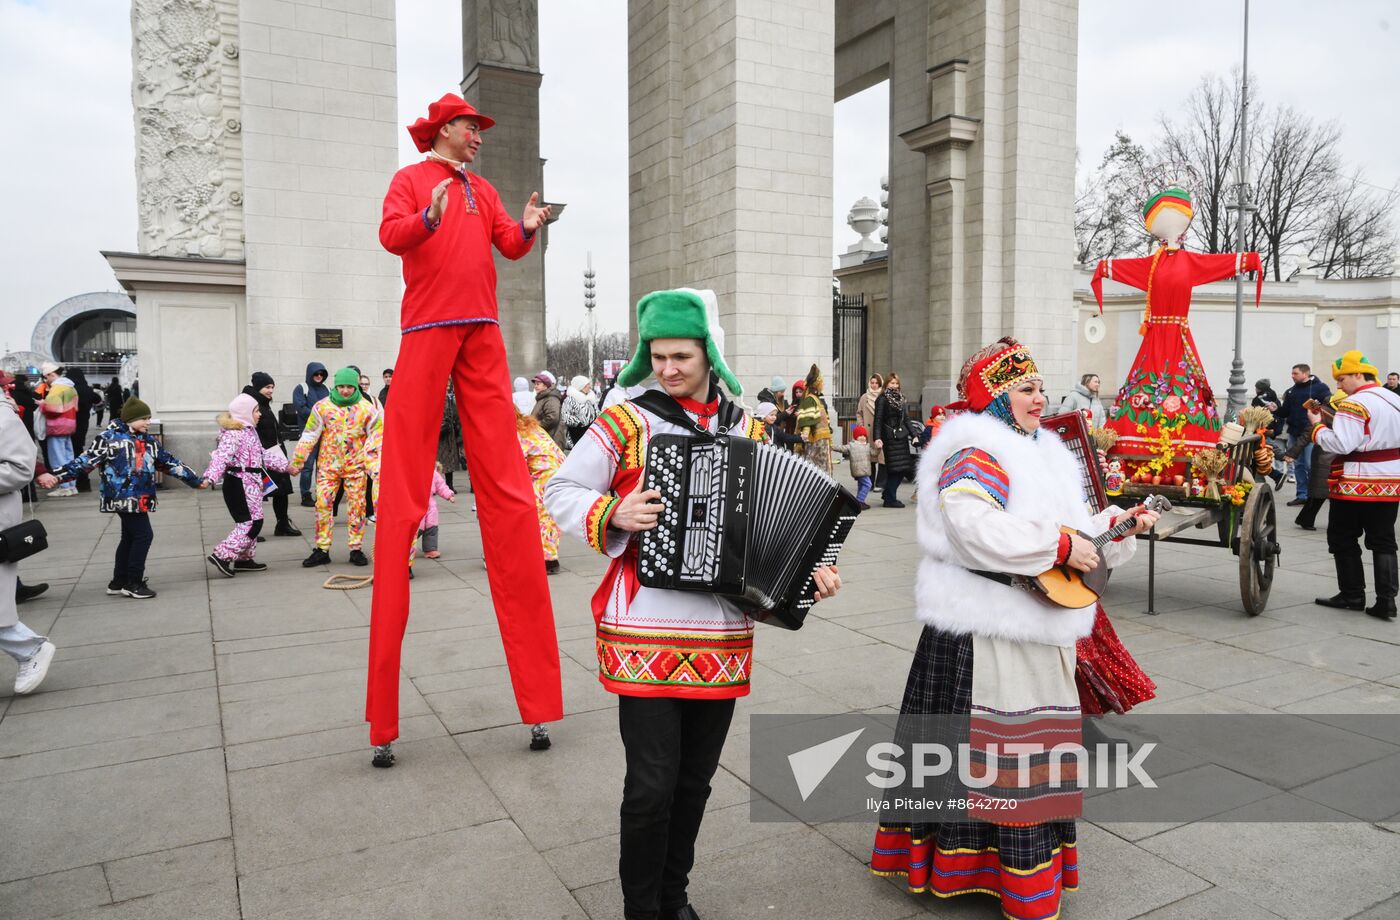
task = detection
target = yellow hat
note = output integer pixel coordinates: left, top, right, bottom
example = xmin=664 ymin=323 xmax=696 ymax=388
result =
xmin=1331 ymin=350 xmax=1380 ymax=380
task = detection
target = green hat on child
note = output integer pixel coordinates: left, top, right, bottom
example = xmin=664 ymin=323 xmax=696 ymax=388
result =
xmin=329 ymin=367 xmax=362 ymax=407
xmin=120 ymin=398 xmax=152 ymax=424
xmin=616 ymin=288 xmax=742 ymax=395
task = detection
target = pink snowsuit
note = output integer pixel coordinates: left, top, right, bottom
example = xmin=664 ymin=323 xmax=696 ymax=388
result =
xmin=205 ymin=414 xmax=289 ymax=561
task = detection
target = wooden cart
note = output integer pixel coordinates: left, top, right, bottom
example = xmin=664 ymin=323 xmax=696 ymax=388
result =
xmin=1127 ymin=433 xmax=1281 ymax=616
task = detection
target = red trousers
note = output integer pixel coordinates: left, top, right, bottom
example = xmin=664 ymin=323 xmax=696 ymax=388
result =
xmin=367 ymin=322 xmax=563 ymax=745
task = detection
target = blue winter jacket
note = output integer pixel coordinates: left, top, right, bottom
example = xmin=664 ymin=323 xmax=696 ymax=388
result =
xmin=292 ymin=362 xmax=330 ymax=430
xmin=51 ymin=421 xmax=202 ymax=512
xmin=1275 ymin=375 xmax=1332 ymax=438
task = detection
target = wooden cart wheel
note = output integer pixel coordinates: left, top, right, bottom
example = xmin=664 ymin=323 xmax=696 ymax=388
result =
xmin=1238 ymin=484 xmax=1279 ymax=615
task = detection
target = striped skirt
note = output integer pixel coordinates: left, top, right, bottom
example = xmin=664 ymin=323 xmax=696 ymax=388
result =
xmin=870 ymin=625 xmax=1079 ymax=920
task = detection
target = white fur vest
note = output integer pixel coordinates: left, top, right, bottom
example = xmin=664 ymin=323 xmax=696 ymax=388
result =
xmin=914 ymin=412 xmax=1097 ymax=647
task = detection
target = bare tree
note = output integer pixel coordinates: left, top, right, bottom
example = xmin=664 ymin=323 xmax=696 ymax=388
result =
xmin=1309 ymin=170 xmax=1399 ymax=279
xmin=1075 ymin=132 xmax=1167 ymax=263
xmin=545 ymin=324 xmax=631 ymax=384
xmin=1248 ymin=105 xmax=1341 ymax=279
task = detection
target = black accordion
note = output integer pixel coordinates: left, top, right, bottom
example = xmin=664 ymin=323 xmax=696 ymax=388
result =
xmin=637 ymin=433 xmax=862 ymax=630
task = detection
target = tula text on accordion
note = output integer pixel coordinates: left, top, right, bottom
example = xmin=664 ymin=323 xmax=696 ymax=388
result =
xmin=638 ymin=434 xmax=862 ymax=629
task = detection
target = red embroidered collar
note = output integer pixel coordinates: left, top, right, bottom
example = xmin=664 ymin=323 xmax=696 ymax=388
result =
xmin=675 ymin=394 xmax=720 ymax=430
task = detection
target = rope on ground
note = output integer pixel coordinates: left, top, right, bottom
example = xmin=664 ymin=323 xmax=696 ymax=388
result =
xmin=323 ymin=574 xmax=374 ymax=590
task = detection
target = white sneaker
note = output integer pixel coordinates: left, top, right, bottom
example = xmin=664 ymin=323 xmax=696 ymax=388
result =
xmin=14 ymin=641 xmax=56 ymax=695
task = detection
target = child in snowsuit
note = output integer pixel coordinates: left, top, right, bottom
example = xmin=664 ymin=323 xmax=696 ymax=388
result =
xmin=834 ymin=425 xmax=874 ymax=505
xmin=38 ymin=398 xmax=205 ymax=598
xmin=289 ymin=368 xmax=381 ymax=568
xmin=419 ymin=462 xmax=456 ymax=559
xmin=516 ymin=410 xmax=565 ymax=574
xmin=204 ymin=394 xmax=290 ymax=577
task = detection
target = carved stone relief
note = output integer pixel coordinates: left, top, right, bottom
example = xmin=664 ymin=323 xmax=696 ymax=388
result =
xmin=477 ymin=0 xmax=538 ymax=70
xmin=132 ymin=0 xmax=242 ymax=259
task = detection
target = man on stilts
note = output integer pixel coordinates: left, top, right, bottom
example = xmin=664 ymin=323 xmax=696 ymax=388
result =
xmin=367 ymin=93 xmax=563 ymax=766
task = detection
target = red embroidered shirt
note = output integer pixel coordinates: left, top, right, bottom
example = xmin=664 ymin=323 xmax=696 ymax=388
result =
xmin=378 ymin=160 xmax=535 ymax=333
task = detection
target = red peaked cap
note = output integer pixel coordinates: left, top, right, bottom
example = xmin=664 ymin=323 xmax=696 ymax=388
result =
xmin=406 ymin=93 xmax=496 ymax=153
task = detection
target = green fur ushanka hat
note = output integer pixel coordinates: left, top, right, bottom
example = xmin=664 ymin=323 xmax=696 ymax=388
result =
xmin=616 ymin=288 xmax=742 ymax=395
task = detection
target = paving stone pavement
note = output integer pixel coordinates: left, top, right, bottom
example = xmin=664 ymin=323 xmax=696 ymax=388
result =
xmin=3 ymin=486 xmax=1400 ymax=919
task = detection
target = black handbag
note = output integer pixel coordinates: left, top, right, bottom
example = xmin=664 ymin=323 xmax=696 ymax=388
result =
xmin=0 ymin=519 xmax=47 ymax=564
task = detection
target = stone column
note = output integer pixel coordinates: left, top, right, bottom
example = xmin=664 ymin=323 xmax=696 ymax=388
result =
xmin=897 ymin=0 xmax=1079 ymax=407
xmin=238 ymin=0 xmax=403 ymax=397
xmin=462 ymin=0 xmax=548 ymax=377
xmin=629 ymin=0 xmax=835 ymax=398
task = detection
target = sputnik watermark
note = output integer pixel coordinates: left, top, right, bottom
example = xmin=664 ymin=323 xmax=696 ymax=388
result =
xmin=861 ymin=741 xmax=1158 ymax=792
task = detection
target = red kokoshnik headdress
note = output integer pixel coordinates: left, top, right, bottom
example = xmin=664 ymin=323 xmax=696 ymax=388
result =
xmin=950 ymin=336 xmax=1043 ymax=412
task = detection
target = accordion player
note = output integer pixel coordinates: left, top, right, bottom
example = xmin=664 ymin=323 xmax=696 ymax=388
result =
xmin=638 ymin=432 xmax=862 ymax=629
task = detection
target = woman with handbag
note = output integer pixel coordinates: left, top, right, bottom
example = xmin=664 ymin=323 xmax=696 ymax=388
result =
xmin=0 ymin=374 xmax=57 ymax=694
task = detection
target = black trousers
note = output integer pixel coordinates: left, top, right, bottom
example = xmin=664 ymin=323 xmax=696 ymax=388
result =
xmin=114 ymin=512 xmax=154 ymax=584
xmin=882 ymin=471 xmax=904 ymax=503
xmin=1327 ymin=500 xmax=1399 ymax=558
xmin=618 ymin=696 xmax=736 ymax=920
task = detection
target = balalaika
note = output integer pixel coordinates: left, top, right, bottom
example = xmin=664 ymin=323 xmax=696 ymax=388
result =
xmin=637 ymin=434 xmax=863 ymax=630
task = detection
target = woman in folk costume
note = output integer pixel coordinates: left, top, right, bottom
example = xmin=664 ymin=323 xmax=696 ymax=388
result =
xmin=515 ymin=408 xmax=565 ymax=575
xmin=1092 ymin=188 xmax=1263 ymax=466
xmin=203 ymin=394 xmax=290 ymax=577
xmin=796 ymin=363 xmax=834 ymax=472
xmin=870 ymin=337 xmax=1158 ymax=920
xmin=545 ymin=288 xmax=841 ymax=920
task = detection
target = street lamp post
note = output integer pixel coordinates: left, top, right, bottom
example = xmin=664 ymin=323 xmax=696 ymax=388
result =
xmin=584 ymin=252 xmax=596 ymax=383
xmin=1224 ymin=0 xmax=1256 ymax=422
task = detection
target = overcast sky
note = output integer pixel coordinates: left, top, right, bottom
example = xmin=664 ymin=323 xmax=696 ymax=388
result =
xmin=2 ymin=0 xmax=1396 ymax=349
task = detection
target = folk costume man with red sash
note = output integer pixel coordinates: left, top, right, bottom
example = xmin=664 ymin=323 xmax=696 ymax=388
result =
xmin=1310 ymin=350 xmax=1400 ymax=620
xmin=367 ymin=93 xmax=562 ymax=765
xmin=544 ymin=288 xmax=841 ymax=920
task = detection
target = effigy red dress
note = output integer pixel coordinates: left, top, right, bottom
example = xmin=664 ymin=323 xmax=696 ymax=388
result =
xmin=1092 ymin=247 xmax=1263 ymax=462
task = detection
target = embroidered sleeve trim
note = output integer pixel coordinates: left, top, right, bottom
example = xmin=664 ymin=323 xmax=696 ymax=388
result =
xmin=585 ymin=495 xmax=621 ymax=555
xmin=937 ymin=448 xmax=1009 ymax=509
xmin=1336 ymin=399 xmax=1370 ymax=421
xmin=596 ymin=404 xmax=646 ymax=469
xmin=746 ymin=417 xmax=765 ymax=440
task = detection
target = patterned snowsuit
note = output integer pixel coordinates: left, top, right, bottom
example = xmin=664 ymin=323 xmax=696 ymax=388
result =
xmin=205 ymin=414 xmax=289 ymax=562
xmin=518 ymin=422 xmax=565 ymax=562
xmin=290 ymin=397 xmax=381 ymax=551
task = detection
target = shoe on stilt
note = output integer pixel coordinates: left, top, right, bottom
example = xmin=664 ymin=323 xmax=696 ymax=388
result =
xmin=273 ymin=521 xmax=302 ymax=537
xmin=206 ymin=554 xmax=237 ymax=578
xmin=530 ymin=723 xmax=551 ymax=751
xmin=1367 ymin=553 xmax=1398 ymax=621
xmin=348 ymin=549 xmax=369 ymax=567
xmin=302 ymin=548 xmax=331 ymax=568
xmin=371 ymin=743 xmax=395 ymax=768
xmin=1317 ymin=555 xmax=1367 ymax=610
xmin=15 ymin=580 xmax=48 ymax=604
xmin=233 ymin=560 xmax=268 ymax=572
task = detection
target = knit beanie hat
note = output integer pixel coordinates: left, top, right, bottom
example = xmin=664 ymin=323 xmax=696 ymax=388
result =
xmin=617 ymin=288 xmax=742 ymax=395
xmin=251 ymin=371 xmax=275 ymax=390
xmin=569 ymin=375 xmax=590 ymax=392
xmin=121 ymin=398 xmax=152 ymax=423
xmin=756 ymin=401 xmax=776 ymax=418
xmin=770 ymin=376 xmax=786 ymax=392
xmin=1254 ymin=378 xmax=1270 ymax=391
xmin=852 ymin=425 xmax=869 ymax=440
xmin=329 ymin=367 xmax=362 ymax=406
xmin=513 ymin=376 xmax=529 ymax=392
xmin=228 ymin=394 xmax=259 ymax=428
